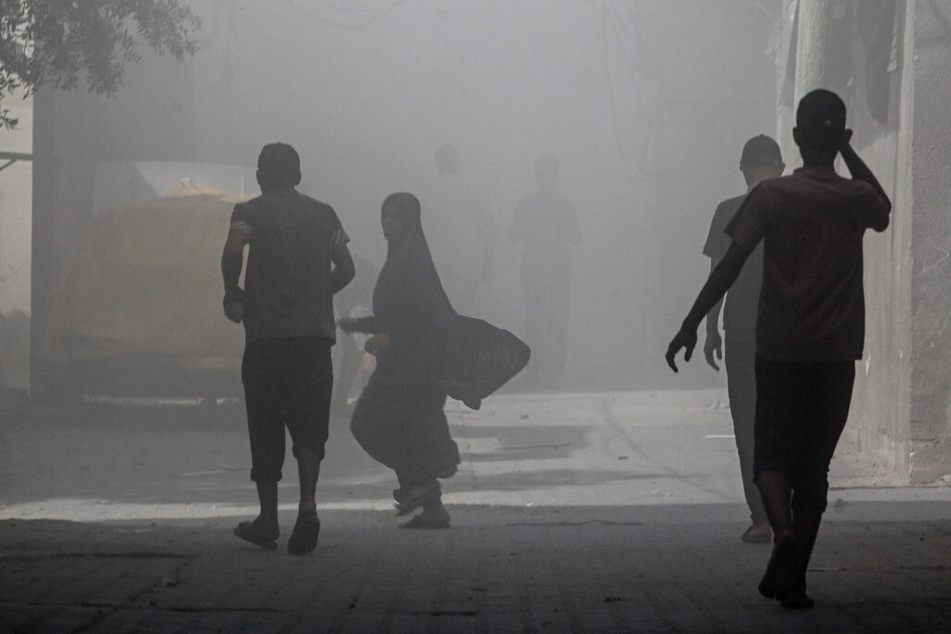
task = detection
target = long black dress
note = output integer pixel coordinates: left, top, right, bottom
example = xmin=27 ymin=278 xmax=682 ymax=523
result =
xmin=349 ymin=193 xmax=528 ymax=497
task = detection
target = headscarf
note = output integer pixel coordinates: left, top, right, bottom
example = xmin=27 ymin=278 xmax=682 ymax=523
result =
xmin=373 ymin=192 xmax=455 ymax=332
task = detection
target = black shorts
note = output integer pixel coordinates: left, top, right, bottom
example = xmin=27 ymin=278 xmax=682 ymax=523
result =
xmin=242 ymin=337 xmax=333 ymax=483
xmin=753 ymin=358 xmax=855 ymax=511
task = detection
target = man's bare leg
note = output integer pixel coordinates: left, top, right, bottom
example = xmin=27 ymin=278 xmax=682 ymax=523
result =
xmin=756 ymin=471 xmax=801 ymax=603
xmin=233 ymin=481 xmax=280 ymax=550
xmin=288 ymin=448 xmax=320 ymax=555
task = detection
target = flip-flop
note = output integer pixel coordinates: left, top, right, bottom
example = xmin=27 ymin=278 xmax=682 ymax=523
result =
xmin=287 ymin=511 xmax=320 ymax=555
xmin=233 ymin=520 xmax=279 ymax=551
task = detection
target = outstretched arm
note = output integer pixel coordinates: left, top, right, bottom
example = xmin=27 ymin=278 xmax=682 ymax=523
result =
xmin=666 ymin=242 xmax=751 ymax=372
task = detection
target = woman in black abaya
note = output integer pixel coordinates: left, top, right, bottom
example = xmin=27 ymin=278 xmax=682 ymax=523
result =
xmin=339 ymin=192 xmax=460 ymax=528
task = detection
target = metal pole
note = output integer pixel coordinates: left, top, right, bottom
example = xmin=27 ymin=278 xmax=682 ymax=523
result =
xmin=0 ymin=151 xmax=34 ymax=173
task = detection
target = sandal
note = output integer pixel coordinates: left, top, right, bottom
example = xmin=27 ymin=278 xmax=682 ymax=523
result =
xmin=233 ymin=519 xmax=279 ymax=551
xmin=287 ymin=511 xmax=320 ymax=555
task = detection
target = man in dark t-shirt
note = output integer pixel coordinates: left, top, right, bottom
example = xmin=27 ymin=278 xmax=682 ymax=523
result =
xmin=667 ymin=90 xmax=891 ymax=608
xmin=221 ymin=143 xmax=355 ymax=555
xmin=702 ymin=135 xmax=785 ymax=545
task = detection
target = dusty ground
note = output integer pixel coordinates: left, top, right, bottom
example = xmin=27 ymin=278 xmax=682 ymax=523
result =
xmin=1 ymin=390 xmax=949 ymax=632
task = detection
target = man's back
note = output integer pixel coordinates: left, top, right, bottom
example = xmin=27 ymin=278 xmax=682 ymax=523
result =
xmin=222 ymin=142 xmax=355 ymax=557
xmin=234 ymin=189 xmax=347 ymax=342
xmin=727 ymin=165 xmax=890 ymax=362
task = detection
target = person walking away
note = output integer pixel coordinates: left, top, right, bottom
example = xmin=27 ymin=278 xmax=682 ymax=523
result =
xmin=221 ymin=143 xmax=355 ymax=555
xmin=702 ymin=135 xmax=785 ymax=544
xmin=509 ymin=155 xmax=580 ymax=388
xmin=666 ymin=90 xmax=890 ymax=608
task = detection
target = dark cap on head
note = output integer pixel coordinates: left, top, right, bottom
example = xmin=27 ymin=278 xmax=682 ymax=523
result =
xmin=740 ymin=135 xmax=783 ymax=167
xmin=796 ymin=89 xmax=846 ymax=133
xmin=257 ymin=142 xmax=301 ymax=181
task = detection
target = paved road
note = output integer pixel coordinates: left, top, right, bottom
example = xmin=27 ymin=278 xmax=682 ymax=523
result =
xmin=1 ymin=390 xmax=949 ymax=632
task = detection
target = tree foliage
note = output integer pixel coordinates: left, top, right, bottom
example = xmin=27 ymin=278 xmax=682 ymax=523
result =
xmin=0 ymin=0 xmax=200 ymax=130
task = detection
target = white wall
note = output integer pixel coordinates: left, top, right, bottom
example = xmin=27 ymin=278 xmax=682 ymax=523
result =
xmin=907 ymin=0 xmax=951 ymax=483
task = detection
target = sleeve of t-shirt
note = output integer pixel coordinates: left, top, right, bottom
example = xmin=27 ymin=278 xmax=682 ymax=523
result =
xmin=229 ymin=202 xmax=252 ymax=238
xmin=725 ymin=186 xmax=767 ymax=252
xmin=327 ymin=207 xmax=350 ymax=248
xmin=702 ymin=202 xmax=732 ymax=260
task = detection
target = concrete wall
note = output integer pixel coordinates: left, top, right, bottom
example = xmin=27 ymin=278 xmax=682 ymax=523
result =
xmin=840 ymin=1 xmax=912 ymax=484
xmin=907 ymin=0 xmax=951 ymax=483
xmin=773 ymin=1 xmax=951 ymax=485
xmin=817 ymin=0 xmax=951 ymax=485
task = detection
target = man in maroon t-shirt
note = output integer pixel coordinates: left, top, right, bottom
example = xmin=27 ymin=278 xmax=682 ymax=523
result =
xmin=666 ymin=90 xmax=891 ymax=608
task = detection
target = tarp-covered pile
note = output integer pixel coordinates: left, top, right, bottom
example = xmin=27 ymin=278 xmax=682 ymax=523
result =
xmin=38 ymin=180 xmax=249 ymax=396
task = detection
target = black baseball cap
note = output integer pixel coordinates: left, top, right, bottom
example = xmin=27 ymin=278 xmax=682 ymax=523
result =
xmin=740 ymin=135 xmax=783 ymax=167
xmin=257 ymin=142 xmax=300 ymax=180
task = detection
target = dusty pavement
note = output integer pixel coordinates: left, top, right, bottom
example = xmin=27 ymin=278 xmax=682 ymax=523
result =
xmin=0 ymin=389 xmax=949 ymax=633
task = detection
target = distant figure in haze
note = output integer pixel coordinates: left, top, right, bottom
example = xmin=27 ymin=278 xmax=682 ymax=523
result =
xmin=703 ymin=135 xmax=785 ymax=545
xmin=424 ymin=143 xmax=496 ymax=315
xmin=509 ymin=155 xmax=580 ymax=388
xmin=340 ymin=192 xmax=529 ymax=530
xmin=666 ymin=90 xmax=891 ymax=608
xmin=221 ymin=143 xmax=355 ymax=555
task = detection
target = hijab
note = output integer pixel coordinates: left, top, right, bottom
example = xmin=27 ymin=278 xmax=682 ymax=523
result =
xmin=374 ymin=192 xmax=455 ymax=325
